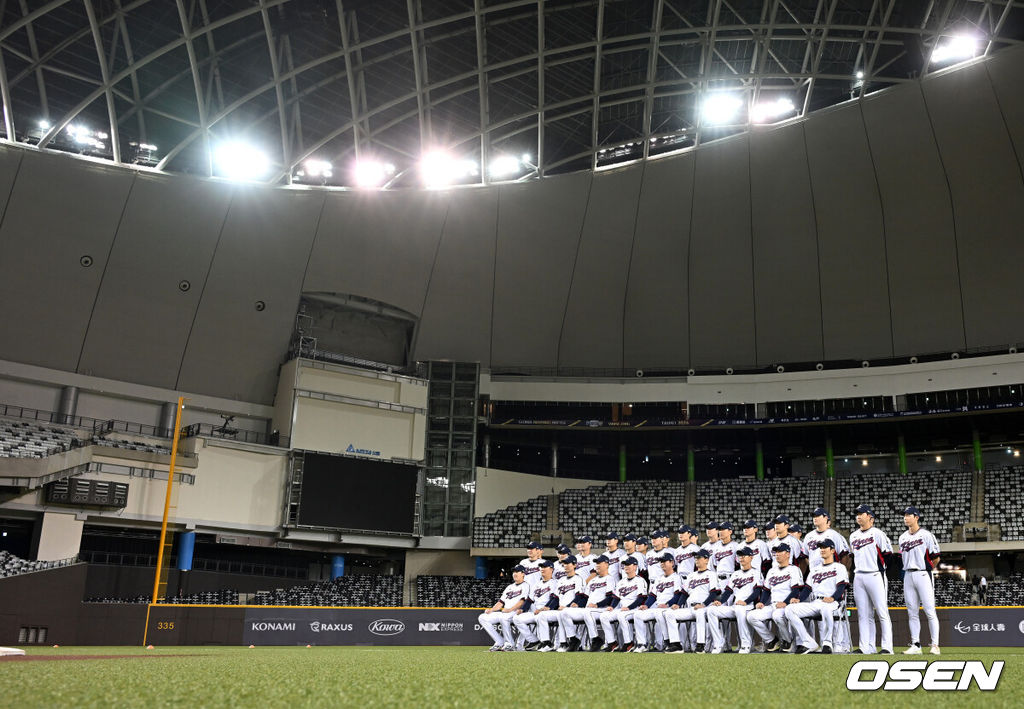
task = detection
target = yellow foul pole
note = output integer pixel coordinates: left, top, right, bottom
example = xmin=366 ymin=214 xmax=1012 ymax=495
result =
xmin=151 ymin=397 xmax=185 ymax=603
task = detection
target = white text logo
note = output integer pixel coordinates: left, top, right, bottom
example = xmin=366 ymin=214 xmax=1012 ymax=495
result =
xmin=846 ymin=661 xmax=1003 ymax=691
xmin=368 ymin=619 xmax=405 ymax=636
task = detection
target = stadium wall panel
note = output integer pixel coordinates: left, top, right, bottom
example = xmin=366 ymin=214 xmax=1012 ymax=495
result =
xmin=474 ymin=466 xmax=605 ymax=516
xmin=292 ymin=397 xmax=422 ymax=460
xmin=985 ymin=46 xmax=1024 ymax=180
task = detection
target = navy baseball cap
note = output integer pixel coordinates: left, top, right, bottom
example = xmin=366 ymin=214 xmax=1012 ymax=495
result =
xmin=556 ymin=543 xmax=571 ymax=555
xmin=563 ymin=555 xmax=577 ymax=565
xmin=526 ymin=541 xmax=543 ymax=550
xmin=577 ymin=535 xmax=593 ymax=544
xmin=811 ymin=507 xmax=830 ymax=518
xmin=817 ymin=539 xmax=836 ymax=549
xmin=622 ymin=557 xmax=639 ymax=567
xmin=737 ymin=547 xmax=755 ymax=557
xmin=658 ymin=553 xmax=675 ymax=563
xmin=622 ymin=533 xmax=638 ymax=542
xmin=774 ymin=515 xmax=792 ymax=525
xmin=604 ymin=532 xmax=621 ymax=540
xmin=904 ymin=506 xmax=922 ymax=517
xmin=743 ymin=519 xmax=758 ymax=530
xmin=651 ymin=529 xmax=669 ymax=539
xmin=512 ymin=564 xmax=527 ymax=573
xmin=762 ymin=522 xmax=774 ymax=532
xmin=855 ymin=504 xmax=875 ymax=516
xmin=684 ymin=525 xmax=699 ymax=536
xmin=705 ymin=521 xmax=718 ymax=530
xmin=772 ymin=545 xmax=791 ymax=555
xmin=694 ymin=549 xmax=711 ymax=558
xmin=637 ymin=536 xmax=651 ymax=546
xmin=538 ymin=560 xmax=554 ymax=568
xmin=790 ymin=523 xmax=803 ymax=533
xmin=717 ymin=521 xmax=733 ymax=531
xmin=594 ymin=555 xmax=610 ymax=564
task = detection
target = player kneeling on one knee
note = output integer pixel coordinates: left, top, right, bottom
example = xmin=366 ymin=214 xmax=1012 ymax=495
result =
xmin=784 ymin=538 xmax=849 ymax=654
xmin=513 ymin=560 xmax=560 ymax=651
xmin=598 ymin=556 xmax=649 ymax=652
xmin=707 ymin=546 xmax=763 ymax=653
xmin=665 ymin=548 xmax=720 ymax=653
xmin=479 ymin=566 xmax=530 ymax=651
xmin=747 ymin=545 xmax=804 ymax=652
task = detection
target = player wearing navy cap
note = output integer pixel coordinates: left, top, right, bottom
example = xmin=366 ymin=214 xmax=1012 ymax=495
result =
xmin=574 ymin=536 xmax=597 ymax=582
xmin=633 ymin=553 xmax=684 ymax=652
xmin=772 ymin=515 xmax=803 ymax=567
xmin=622 ymin=533 xmax=647 ymax=573
xmin=764 ymin=521 xmax=778 ymax=545
xmin=849 ymin=504 xmax=894 ymax=654
xmin=553 ymin=544 xmax=573 ymax=580
xmin=741 ymin=520 xmax=771 ymax=574
xmin=559 ymin=555 xmax=616 ymax=651
xmin=701 ymin=522 xmax=721 ymax=572
xmin=547 ymin=556 xmax=586 ymax=652
xmin=785 ymin=539 xmax=849 ymax=653
xmin=598 ymin=557 xmax=649 ymax=652
xmin=601 ymin=532 xmax=627 ymax=585
xmin=479 ymin=566 xmax=531 ymax=651
xmin=665 ymin=548 xmax=720 ymax=652
xmin=673 ymin=526 xmax=701 ymax=579
xmin=790 ymin=523 xmax=804 ymax=542
xmin=645 ymin=530 xmax=672 ymax=584
xmin=747 ymin=545 xmax=805 ymax=652
xmin=513 ymin=561 xmax=559 ymax=650
xmin=802 ymin=508 xmax=849 ymax=571
xmin=713 ymin=522 xmax=738 ymax=579
xmin=518 ymin=541 xmax=545 ymax=588
xmin=706 ymin=546 xmax=763 ymax=653
xmin=898 ymin=506 xmax=941 ymax=655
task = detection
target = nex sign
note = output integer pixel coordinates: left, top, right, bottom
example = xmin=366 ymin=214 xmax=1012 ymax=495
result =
xmin=847 ymin=661 xmax=1004 ymax=691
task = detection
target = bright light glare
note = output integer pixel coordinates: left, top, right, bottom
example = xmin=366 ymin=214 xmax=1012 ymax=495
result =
xmin=489 ymin=154 xmax=522 ymax=178
xmin=420 ymin=150 xmax=478 ymax=188
xmin=303 ymin=159 xmax=333 ymax=178
xmin=856 ymin=70 xmax=865 ymax=80
xmin=67 ymin=124 xmax=105 ymax=150
xmin=352 ymin=159 xmax=395 ymax=188
xmin=38 ymin=119 xmax=51 ymax=130
xmin=214 ymin=142 xmax=270 ymax=181
xmin=751 ymin=97 xmax=796 ymax=123
xmin=702 ymin=93 xmax=744 ymax=125
xmin=932 ymin=35 xmax=980 ymax=64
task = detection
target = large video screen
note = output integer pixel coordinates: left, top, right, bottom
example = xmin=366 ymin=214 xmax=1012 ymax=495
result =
xmin=298 ymin=453 xmax=418 ymax=533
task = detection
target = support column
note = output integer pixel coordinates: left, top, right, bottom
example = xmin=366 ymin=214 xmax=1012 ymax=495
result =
xmin=331 ymin=555 xmax=345 ymax=579
xmin=755 ymin=440 xmax=764 ymax=480
xmin=825 ymin=436 xmax=835 ymax=479
xmin=57 ymin=386 xmax=79 ymax=425
xmin=475 ymin=556 xmax=487 ymax=580
xmin=687 ymin=443 xmax=695 ymax=483
xmin=160 ymin=402 xmax=178 ymax=438
xmin=618 ymin=444 xmax=627 ymax=482
xmin=177 ymin=531 xmax=196 ymax=571
xmin=551 ymin=439 xmax=558 ymax=478
xmin=898 ymin=434 xmax=908 ymax=475
xmin=483 ymin=433 xmax=491 ymax=468
xmin=973 ymin=429 xmax=983 ymax=473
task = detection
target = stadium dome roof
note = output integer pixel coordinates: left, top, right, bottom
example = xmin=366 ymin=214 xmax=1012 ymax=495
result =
xmin=2 ymin=0 xmax=1022 ymax=187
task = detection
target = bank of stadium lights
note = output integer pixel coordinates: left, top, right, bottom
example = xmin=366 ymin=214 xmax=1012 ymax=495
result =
xmin=351 ymin=159 xmax=395 ymax=189
xmin=701 ymin=93 xmax=744 ymax=126
xmin=931 ymin=35 xmax=980 ymax=65
xmin=420 ymin=150 xmax=478 ymax=188
xmin=751 ymin=97 xmax=796 ymax=124
xmin=213 ymin=141 xmax=269 ymax=181
xmin=489 ymin=153 xmax=531 ymax=180
xmin=67 ymin=124 xmax=107 ymax=150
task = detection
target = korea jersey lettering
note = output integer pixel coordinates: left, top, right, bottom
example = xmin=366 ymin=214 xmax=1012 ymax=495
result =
xmin=723 ymin=567 xmax=762 ymax=604
xmin=645 ymin=548 xmax=669 ymax=582
xmin=703 ymin=541 xmax=723 ymax=571
xmin=574 ymin=553 xmax=597 ymax=580
xmin=528 ymin=576 xmax=559 ymax=607
xmin=763 ymin=565 xmax=803 ymax=604
xmin=613 ymin=575 xmax=649 ymax=608
xmin=553 ymin=560 xmax=569 ymax=580
xmin=714 ymin=540 xmax=738 ymax=576
xmin=898 ymin=528 xmax=940 ymax=570
xmin=554 ymin=575 xmax=585 ymax=607
xmin=848 ymin=527 xmax=893 ymax=572
xmin=585 ymin=575 xmax=615 ymax=605
xmin=802 ymin=529 xmax=850 ymax=569
xmin=673 ymin=543 xmax=700 ymax=577
xmin=740 ymin=538 xmax=771 ymax=571
xmin=771 ymin=534 xmax=803 ymax=567
xmin=649 ymin=573 xmax=684 ymax=605
xmin=517 ymin=558 xmax=544 ymax=586
xmin=807 ymin=562 xmax=850 ymax=599
xmin=625 ymin=551 xmax=647 ymax=572
xmin=604 ymin=548 xmax=627 ymax=583
xmin=499 ymin=581 xmax=530 ymax=608
xmin=681 ymin=569 xmax=720 ymax=606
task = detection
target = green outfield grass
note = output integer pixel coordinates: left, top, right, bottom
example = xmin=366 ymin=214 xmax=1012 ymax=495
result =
xmin=1 ymin=646 xmax=1021 ymax=708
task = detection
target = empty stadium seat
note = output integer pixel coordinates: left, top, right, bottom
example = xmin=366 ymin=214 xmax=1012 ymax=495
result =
xmin=985 ymin=467 xmax=1024 ymax=540
xmin=695 ymin=477 xmax=823 ymax=528
xmin=473 ymin=497 xmax=547 ymax=548
xmin=416 ymin=575 xmax=506 ymax=607
xmin=560 ymin=481 xmax=687 ymax=539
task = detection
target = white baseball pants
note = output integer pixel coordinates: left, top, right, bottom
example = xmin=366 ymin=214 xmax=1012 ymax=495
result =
xmin=854 ymin=571 xmax=892 ymax=653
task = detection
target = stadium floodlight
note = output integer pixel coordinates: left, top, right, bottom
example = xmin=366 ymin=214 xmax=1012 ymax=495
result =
xmin=420 ymin=150 xmax=478 ymax=188
xmin=38 ymin=119 xmax=50 ymax=130
xmin=214 ymin=141 xmax=270 ymax=181
xmin=931 ymin=35 xmax=980 ymax=64
xmin=701 ymin=93 xmax=744 ymax=125
xmin=303 ymin=159 xmax=333 ymax=179
xmin=488 ymin=154 xmax=522 ymax=179
xmin=352 ymin=159 xmax=395 ymax=188
xmin=751 ymin=97 xmax=796 ymax=123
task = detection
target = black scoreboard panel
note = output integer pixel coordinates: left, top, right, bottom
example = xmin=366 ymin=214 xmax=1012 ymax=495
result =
xmin=45 ymin=478 xmax=129 ymax=508
xmin=298 ymin=454 xmax=417 ymax=534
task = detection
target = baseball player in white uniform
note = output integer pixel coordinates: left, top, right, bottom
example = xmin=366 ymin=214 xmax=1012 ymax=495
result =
xmin=849 ymin=503 xmax=894 ymax=654
xmin=785 ymin=538 xmax=849 ymax=654
xmin=478 ymin=565 xmax=531 ymax=651
xmin=790 ymin=523 xmax=804 ymax=543
xmin=673 ymin=525 xmax=701 ymax=579
xmin=713 ymin=522 xmax=738 ymax=578
xmin=598 ymin=557 xmax=648 ymax=651
xmin=748 ymin=545 xmax=804 ymax=652
xmin=741 ymin=520 xmax=771 ymax=574
xmin=559 ymin=554 xmax=615 ymax=651
xmin=574 ymin=535 xmax=597 ymax=582
xmin=706 ymin=546 xmax=762 ymax=653
xmin=553 ymin=543 xmax=572 ymax=580
xmin=800 ymin=507 xmax=852 ymax=651
xmin=621 ymin=533 xmax=647 ymax=573
xmin=702 ymin=522 xmax=721 ymax=572
xmin=632 ymin=554 xmax=683 ymax=652
xmin=547 ymin=555 xmax=586 ymax=652
xmin=665 ymin=548 xmax=720 ymax=652
xmin=772 ymin=515 xmax=804 ymax=567
xmin=645 ymin=530 xmax=672 ymax=584
xmin=518 ymin=541 xmax=545 ymax=587
xmin=513 ymin=561 xmax=559 ymax=650
xmin=602 ymin=532 xmax=627 ymax=584
xmin=899 ymin=505 xmax=941 ymax=655
xmin=764 ymin=521 xmax=778 ymax=546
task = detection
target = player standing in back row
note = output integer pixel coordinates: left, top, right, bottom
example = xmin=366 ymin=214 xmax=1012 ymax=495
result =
xmin=849 ymin=504 xmax=894 ymax=654
xmin=898 ymin=505 xmax=941 ymax=655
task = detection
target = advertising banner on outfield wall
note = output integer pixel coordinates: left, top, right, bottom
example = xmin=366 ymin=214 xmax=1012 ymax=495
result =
xmin=941 ymin=608 xmax=1024 ymax=647
xmin=242 ymin=608 xmax=492 ymax=646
